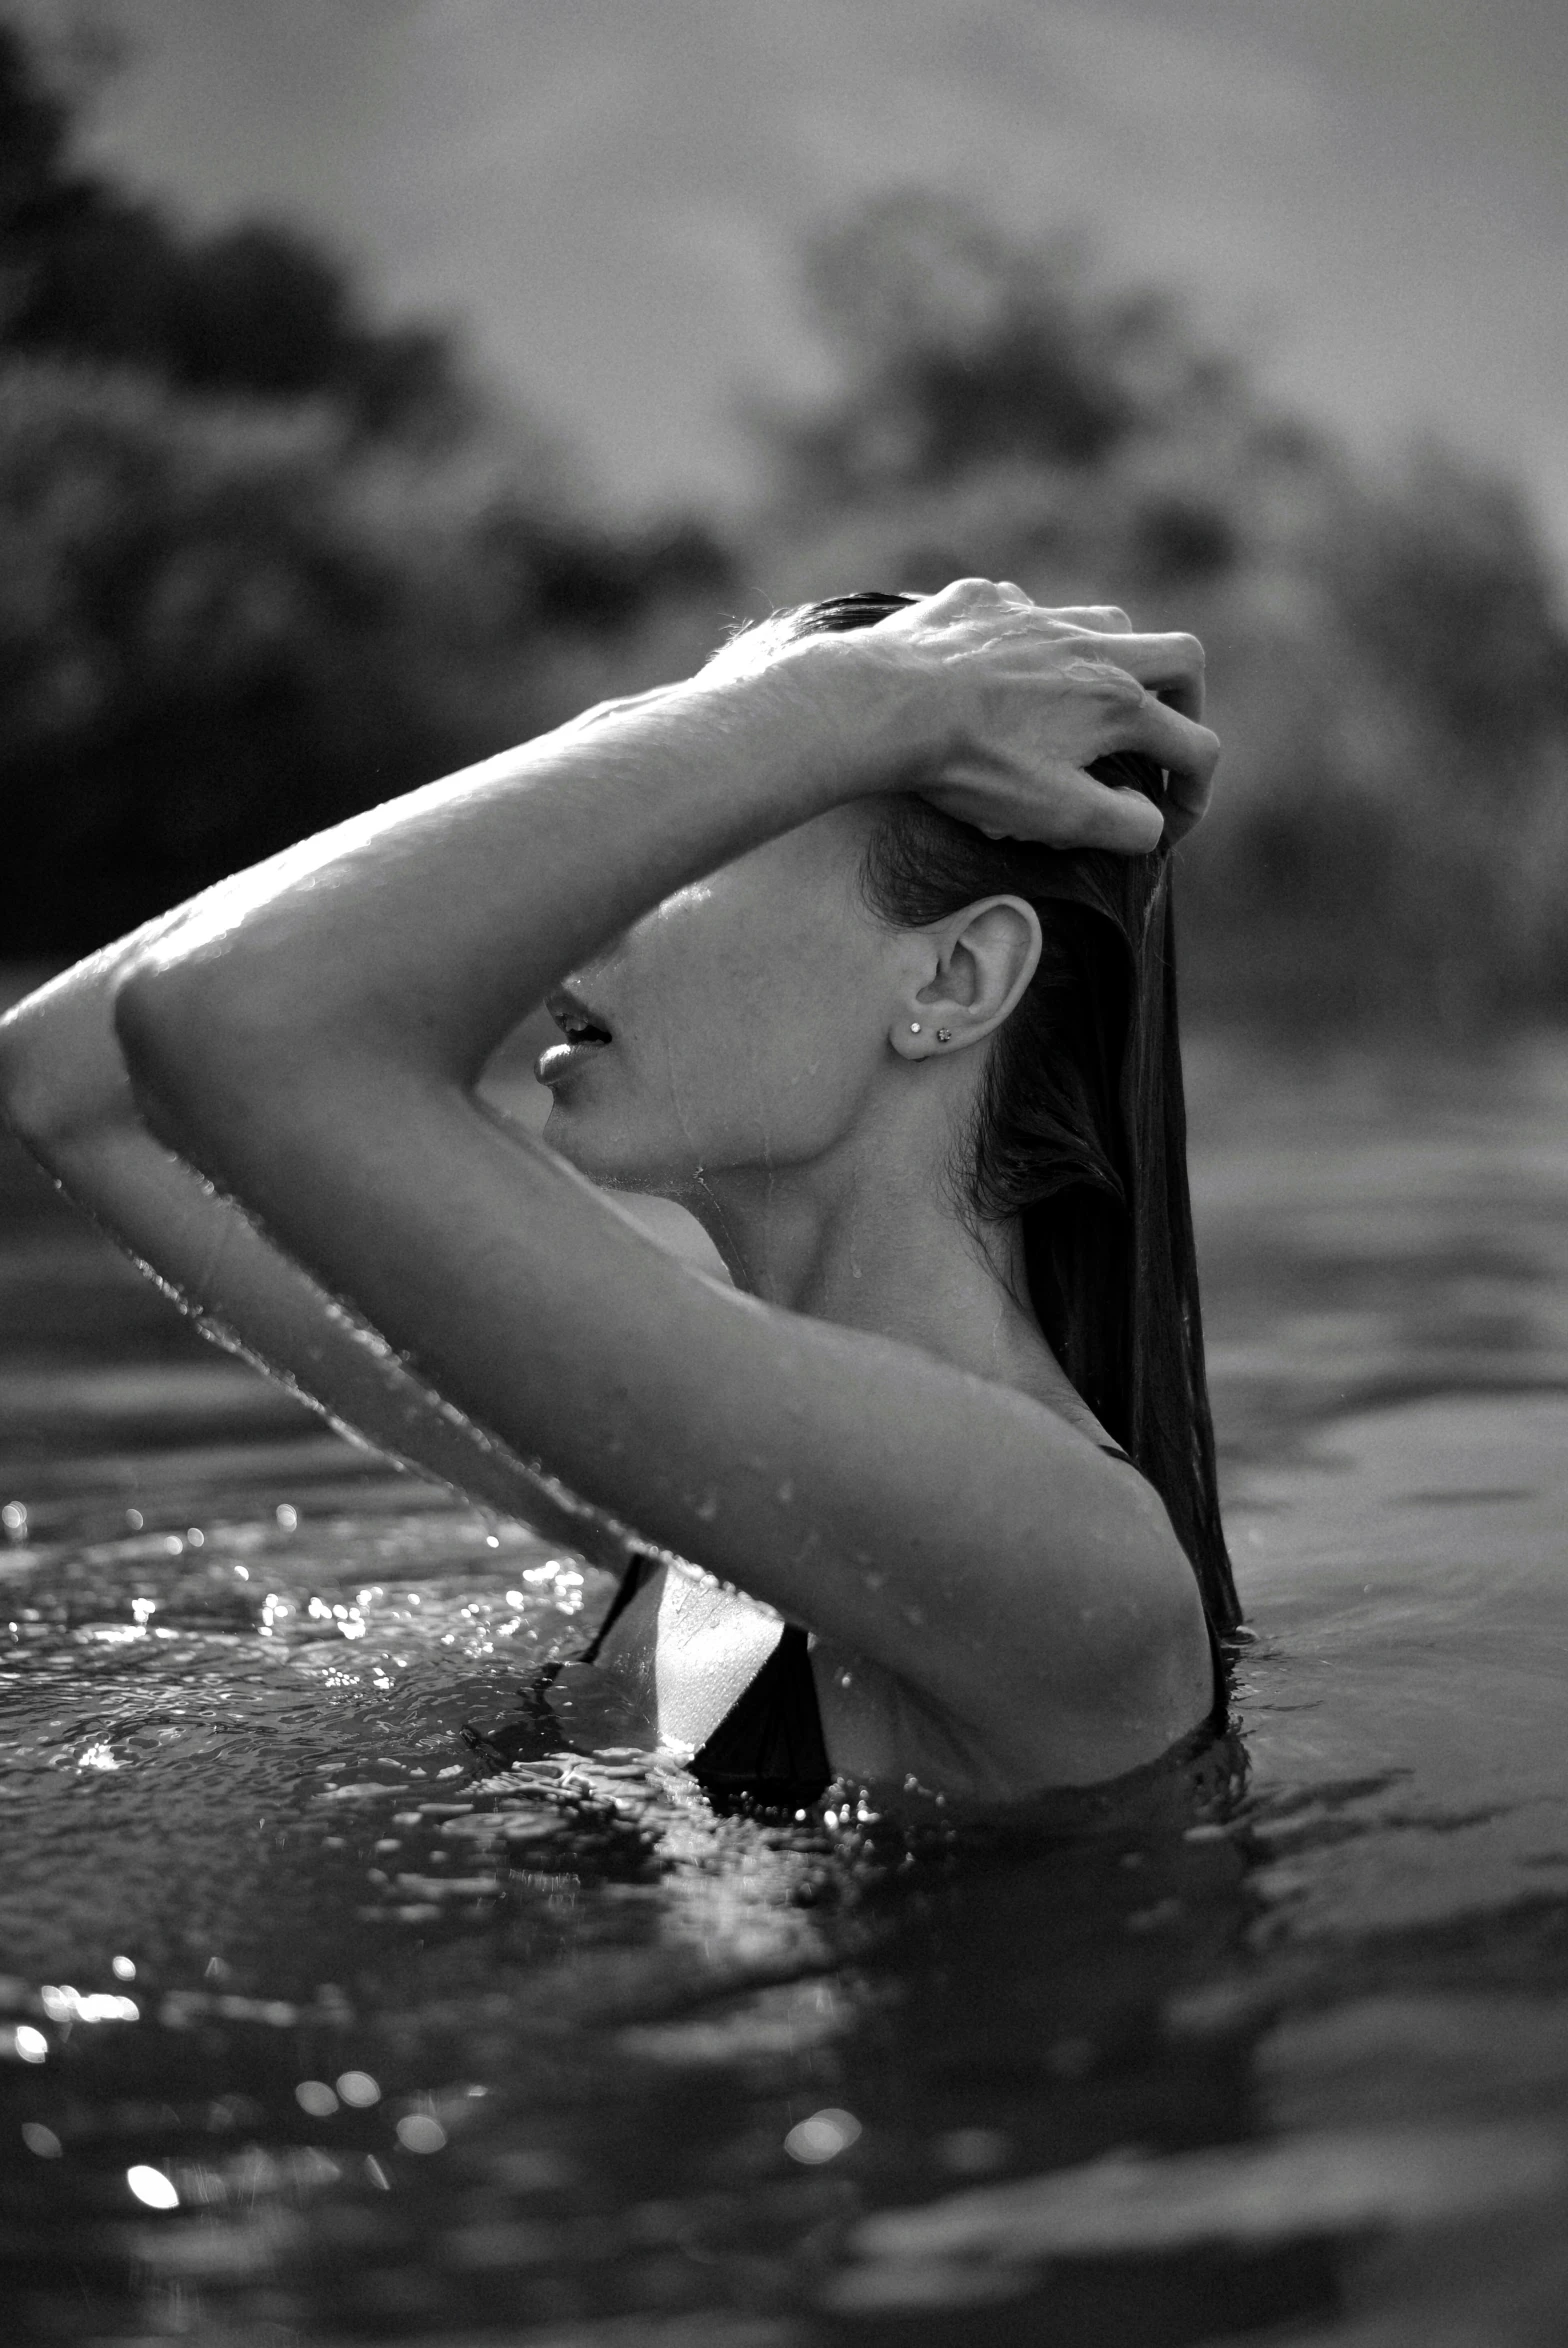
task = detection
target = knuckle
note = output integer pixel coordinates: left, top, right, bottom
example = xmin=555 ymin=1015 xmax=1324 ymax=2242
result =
xmin=1098 ymin=666 xmax=1146 ymax=711
xmin=1064 ymin=654 xmax=1138 ymax=700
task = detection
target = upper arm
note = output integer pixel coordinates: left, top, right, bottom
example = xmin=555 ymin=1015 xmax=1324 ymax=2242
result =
xmin=115 ymin=967 xmax=1209 ymax=1767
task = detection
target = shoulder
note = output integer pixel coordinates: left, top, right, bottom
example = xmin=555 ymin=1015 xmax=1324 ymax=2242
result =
xmin=814 ymin=1505 xmax=1216 ymax=1797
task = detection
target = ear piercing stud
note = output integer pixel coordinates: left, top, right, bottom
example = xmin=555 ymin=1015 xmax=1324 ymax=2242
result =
xmin=936 ymin=1026 xmax=953 ymax=1043
xmin=909 ymin=1022 xmax=922 ymax=1034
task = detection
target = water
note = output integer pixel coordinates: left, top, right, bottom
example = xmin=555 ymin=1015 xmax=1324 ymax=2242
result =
xmin=2 ymin=1034 xmax=1567 ymax=2346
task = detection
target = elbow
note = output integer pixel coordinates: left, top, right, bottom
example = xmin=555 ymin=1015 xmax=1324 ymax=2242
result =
xmin=0 ymin=987 xmax=104 ymax=1156
xmin=113 ymin=947 xmax=348 ymax=1173
xmin=0 ymin=1008 xmax=48 ymax=1146
xmin=112 ymin=957 xmax=221 ymax=1138
xmin=111 ymin=955 xmax=263 ymax=1159
xmin=111 ymin=957 xmax=189 ymax=1094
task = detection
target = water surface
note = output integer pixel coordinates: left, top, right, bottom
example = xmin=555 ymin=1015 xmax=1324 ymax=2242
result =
xmin=2 ymin=1035 xmax=1566 ymax=2346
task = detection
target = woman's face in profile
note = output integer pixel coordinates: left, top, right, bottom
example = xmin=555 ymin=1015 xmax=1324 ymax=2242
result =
xmin=537 ymin=800 xmax=905 ymax=1195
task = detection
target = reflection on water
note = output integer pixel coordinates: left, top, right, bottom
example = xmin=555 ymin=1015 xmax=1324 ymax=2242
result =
xmin=2 ymin=1036 xmax=1568 ymax=2344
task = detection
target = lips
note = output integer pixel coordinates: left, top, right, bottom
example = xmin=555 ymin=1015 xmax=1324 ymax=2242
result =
xmin=547 ymin=986 xmax=613 ymax=1044
xmin=536 ymin=986 xmax=614 ymax=1086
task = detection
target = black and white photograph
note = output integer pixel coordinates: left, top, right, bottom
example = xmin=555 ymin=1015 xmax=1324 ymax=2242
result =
xmin=1 ymin=5 xmax=1566 ymax=2342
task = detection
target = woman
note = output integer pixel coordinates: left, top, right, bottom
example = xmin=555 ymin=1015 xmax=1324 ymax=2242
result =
xmin=0 ymin=578 xmax=1233 ymax=1807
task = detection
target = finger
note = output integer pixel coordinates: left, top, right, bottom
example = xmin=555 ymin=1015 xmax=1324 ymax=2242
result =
xmin=922 ymin=576 xmax=1020 ymax=611
xmin=1113 ymin=690 xmax=1220 ymax=791
xmin=1045 ymin=604 xmax=1132 ymax=635
xmin=1047 ymin=768 xmax=1167 ymax=855
xmin=1078 ymin=630 xmax=1205 ymax=721
xmin=1160 ymin=760 xmax=1217 ymax=839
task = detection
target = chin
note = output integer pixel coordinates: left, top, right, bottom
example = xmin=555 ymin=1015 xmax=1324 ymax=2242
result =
xmin=541 ymin=1096 xmax=696 ymax=1197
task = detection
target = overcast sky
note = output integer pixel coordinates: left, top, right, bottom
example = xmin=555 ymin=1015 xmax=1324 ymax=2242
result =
xmin=24 ymin=0 xmax=1568 ymax=574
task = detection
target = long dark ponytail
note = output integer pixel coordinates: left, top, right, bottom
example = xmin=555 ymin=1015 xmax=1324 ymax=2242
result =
xmin=754 ymin=590 xmax=1238 ymax=1634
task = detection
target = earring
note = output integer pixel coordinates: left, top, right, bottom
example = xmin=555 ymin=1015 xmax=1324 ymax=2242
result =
xmin=909 ymin=1022 xmax=922 ymax=1034
xmin=936 ymin=1026 xmax=953 ymax=1043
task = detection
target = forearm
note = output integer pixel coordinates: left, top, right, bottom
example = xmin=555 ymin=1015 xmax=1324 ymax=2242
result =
xmin=115 ymin=643 xmax=916 ymax=1104
xmin=0 ymin=963 xmax=642 ymax=1566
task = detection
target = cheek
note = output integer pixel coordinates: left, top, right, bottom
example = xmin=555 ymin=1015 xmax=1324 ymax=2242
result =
xmin=614 ymin=877 xmax=886 ymax=1162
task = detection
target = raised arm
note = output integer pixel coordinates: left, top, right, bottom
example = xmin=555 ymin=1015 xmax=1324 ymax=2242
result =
xmin=28 ymin=584 xmax=1220 ymax=1780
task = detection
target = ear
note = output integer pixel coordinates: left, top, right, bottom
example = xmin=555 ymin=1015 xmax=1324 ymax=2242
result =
xmin=889 ymin=896 xmax=1042 ymax=1060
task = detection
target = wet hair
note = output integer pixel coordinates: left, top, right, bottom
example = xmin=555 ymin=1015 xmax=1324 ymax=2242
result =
xmin=742 ymin=589 xmax=1238 ymax=1634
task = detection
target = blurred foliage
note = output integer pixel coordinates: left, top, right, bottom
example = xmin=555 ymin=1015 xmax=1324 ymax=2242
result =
xmin=3 ymin=6 xmax=1566 ymax=1034
xmin=1 ymin=18 xmax=469 ymax=442
xmin=0 ymin=17 xmax=735 ymax=953
xmin=757 ymin=193 xmax=1568 ymax=1031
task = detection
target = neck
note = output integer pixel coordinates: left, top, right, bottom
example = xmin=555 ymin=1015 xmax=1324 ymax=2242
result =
xmin=685 ymin=1128 xmax=1060 ymax=1404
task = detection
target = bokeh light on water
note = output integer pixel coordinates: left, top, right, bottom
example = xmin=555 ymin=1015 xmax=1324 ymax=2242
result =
xmin=3 ymin=1037 xmax=1568 ymax=2340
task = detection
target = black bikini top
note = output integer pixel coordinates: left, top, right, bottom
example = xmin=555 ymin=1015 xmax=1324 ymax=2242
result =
xmin=467 ymin=1442 xmax=1227 ymax=1813
xmin=570 ymin=1549 xmax=830 ymax=1814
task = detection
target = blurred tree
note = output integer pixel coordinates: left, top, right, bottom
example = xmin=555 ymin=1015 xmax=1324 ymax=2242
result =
xmin=760 ymin=191 xmax=1568 ymax=1033
xmin=0 ymin=365 xmax=497 ymax=949
xmin=774 ymin=191 xmax=1238 ymax=506
xmin=0 ymin=360 xmax=735 ymax=954
xmin=0 ymin=15 xmax=736 ymax=955
xmin=0 ymin=19 xmax=472 ymax=442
